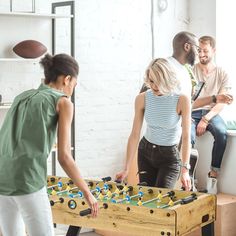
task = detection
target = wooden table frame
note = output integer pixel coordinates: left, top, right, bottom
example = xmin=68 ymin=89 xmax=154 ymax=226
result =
xmin=48 ymin=176 xmax=216 ymax=236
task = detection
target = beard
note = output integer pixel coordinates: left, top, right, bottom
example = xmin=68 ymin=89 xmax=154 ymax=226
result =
xmin=199 ymin=57 xmax=210 ymax=65
xmin=186 ymin=49 xmax=196 ymax=66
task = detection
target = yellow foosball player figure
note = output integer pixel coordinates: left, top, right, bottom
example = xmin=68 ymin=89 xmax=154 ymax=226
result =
xmin=96 ymin=190 xmax=104 ymax=201
xmin=167 ymin=198 xmax=174 ymax=207
xmin=156 ymin=192 xmax=163 ymax=207
xmin=66 ymin=184 xmax=71 ymax=192
xmin=51 ymin=188 xmax=57 ymax=196
xmin=123 ymin=183 xmax=129 ymax=195
xmin=114 ymin=186 xmax=120 ymax=196
xmin=137 ymin=197 xmax=143 ymax=206
xmin=105 ymin=188 xmax=112 ymax=200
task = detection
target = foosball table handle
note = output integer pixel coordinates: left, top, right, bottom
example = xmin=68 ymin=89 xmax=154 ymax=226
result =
xmin=181 ymin=193 xmax=197 ymax=205
xmin=80 ymin=203 xmax=108 ymax=216
xmin=80 ymin=208 xmax=92 ymax=216
xmin=101 ymin=176 xmax=112 ymax=182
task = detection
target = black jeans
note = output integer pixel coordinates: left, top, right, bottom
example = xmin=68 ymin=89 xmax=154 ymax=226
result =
xmin=138 ymin=137 xmax=181 ymax=188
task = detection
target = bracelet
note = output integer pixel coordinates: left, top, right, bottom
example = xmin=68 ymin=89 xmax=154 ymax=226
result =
xmin=201 ymin=116 xmax=209 ymax=124
xmin=212 ymin=95 xmax=217 ymax=103
xmin=181 ymin=163 xmax=191 ymax=170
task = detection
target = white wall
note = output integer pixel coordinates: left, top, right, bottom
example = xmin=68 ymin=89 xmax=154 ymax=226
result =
xmin=70 ymin=0 xmax=189 ymax=179
xmin=0 ymin=0 xmax=189 ymax=178
xmin=73 ymin=0 xmax=152 ymax=178
xmin=216 ymin=0 xmax=236 ymax=97
xmin=188 ymin=0 xmax=236 ymax=195
xmin=188 ymin=0 xmax=216 ymax=38
xmin=217 ymin=1 xmax=236 ymax=125
xmin=154 ymin=0 xmax=190 ymax=57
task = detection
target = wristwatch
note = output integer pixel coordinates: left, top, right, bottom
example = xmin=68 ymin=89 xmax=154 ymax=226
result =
xmin=182 ymin=163 xmax=191 ymax=170
xmin=212 ymin=95 xmax=217 ymax=103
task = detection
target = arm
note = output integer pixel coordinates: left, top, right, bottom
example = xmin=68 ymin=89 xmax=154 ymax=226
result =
xmin=195 ymin=103 xmax=225 ymax=137
xmin=178 ymin=95 xmax=191 ymax=191
xmin=116 ymin=93 xmax=145 ymax=182
xmin=192 ymin=96 xmax=213 ymax=109
xmin=203 ymin=86 xmax=231 ymax=121
xmin=203 ymin=103 xmax=225 ymax=121
xmin=196 ymin=88 xmax=231 ymax=136
xmin=57 ymin=97 xmax=98 ymax=217
xmin=192 ymin=94 xmax=233 ymax=109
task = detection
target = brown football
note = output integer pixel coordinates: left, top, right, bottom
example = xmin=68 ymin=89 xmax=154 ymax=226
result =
xmin=13 ymin=40 xmax=47 ymax=59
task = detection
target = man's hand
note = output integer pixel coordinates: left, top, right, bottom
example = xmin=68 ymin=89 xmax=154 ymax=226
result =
xmin=196 ymin=119 xmax=207 ymax=136
xmin=216 ymin=94 xmax=233 ymax=104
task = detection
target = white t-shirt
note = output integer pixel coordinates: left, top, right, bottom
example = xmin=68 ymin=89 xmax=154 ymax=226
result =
xmin=167 ymin=56 xmax=192 ymax=97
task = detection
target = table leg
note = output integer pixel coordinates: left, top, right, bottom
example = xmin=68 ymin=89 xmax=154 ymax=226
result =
xmin=66 ymin=226 xmax=82 ymax=236
xmin=202 ymin=222 xmax=214 ymax=236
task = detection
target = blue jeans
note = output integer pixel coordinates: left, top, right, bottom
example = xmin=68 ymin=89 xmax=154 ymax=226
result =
xmin=138 ymin=137 xmax=181 ymax=188
xmin=191 ymin=110 xmax=227 ymax=173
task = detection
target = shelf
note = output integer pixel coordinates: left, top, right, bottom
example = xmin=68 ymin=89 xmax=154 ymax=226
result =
xmin=51 ymin=147 xmax=74 ymax=152
xmin=0 ymin=105 xmax=11 ymax=110
xmin=0 ymin=58 xmax=40 ymax=62
xmin=0 ymin=12 xmax=73 ymax=18
xmin=0 ymin=1 xmax=76 ymax=174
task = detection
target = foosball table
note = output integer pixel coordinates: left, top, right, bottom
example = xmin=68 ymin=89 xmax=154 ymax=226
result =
xmin=47 ymin=175 xmax=216 ymax=236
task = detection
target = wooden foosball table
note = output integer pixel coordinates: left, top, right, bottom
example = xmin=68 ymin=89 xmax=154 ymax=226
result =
xmin=47 ymin=176 xmax=216 ymax=236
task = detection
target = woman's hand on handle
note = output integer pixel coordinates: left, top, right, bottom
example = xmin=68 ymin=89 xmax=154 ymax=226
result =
xmin=83 ymin=191 xmax=99 ymax=217
xmin=181 ymin=170 xmax=192 ymax=191
xmin=115 ymin=170 xmax=129 ymax=183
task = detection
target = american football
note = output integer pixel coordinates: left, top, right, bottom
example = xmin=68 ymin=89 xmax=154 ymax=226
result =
xmin=13 ymin=40 xmax=47 ymax=59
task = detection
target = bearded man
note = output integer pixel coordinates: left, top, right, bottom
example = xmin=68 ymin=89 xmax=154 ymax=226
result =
xmin=191 ymin=36 xmax=231 ymax=194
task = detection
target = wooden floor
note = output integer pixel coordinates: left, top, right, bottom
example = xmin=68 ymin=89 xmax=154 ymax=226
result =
xmin=0 ymin=226 xmax=99 ymax=236
xmin=54 ymin=225 xmax=100 ymax=236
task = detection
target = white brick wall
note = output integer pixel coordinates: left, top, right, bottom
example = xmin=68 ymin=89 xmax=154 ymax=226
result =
xmin=0 ymin=0 xmax=193 ymax=180
xmin=72 ymin=0 xmax=151 ymax=178
xmin=72 ymin=0 xmax=189 ymax=179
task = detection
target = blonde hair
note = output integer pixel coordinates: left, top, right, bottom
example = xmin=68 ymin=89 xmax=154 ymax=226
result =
xmin=144 ymin=58 xmax=179 ymax=94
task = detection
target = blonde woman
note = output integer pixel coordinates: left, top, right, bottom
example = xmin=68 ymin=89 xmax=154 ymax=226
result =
xmin=116 ymin=58 xmax=191 ymax=190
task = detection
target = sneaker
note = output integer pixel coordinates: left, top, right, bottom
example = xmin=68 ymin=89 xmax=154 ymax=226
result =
xmin=206 ymin=176 xmax=217 ymax=194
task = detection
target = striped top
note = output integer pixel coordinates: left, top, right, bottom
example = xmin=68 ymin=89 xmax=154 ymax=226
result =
xmin=144 ymin=90 xmax=181 ymax=146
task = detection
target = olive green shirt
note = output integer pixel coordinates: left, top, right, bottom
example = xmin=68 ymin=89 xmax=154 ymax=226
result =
xmin=0 ymin=84 xmax=65 ymax=195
